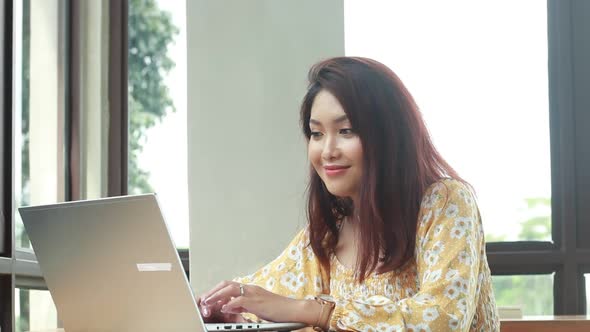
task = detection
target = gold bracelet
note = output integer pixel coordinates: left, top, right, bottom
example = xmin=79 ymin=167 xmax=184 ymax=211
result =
xmin=312 ymin=296 xmax=336 ymax=332
xmin=315 ymin=301 xmax=325 ymax=328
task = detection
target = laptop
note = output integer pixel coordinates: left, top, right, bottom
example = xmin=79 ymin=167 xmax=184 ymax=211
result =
xmin=19 ymin=194 xmax=306 ymax=332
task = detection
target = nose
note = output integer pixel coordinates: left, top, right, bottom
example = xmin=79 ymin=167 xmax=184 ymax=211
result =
xmin=321 ymin=135 xmax=340 ymax=161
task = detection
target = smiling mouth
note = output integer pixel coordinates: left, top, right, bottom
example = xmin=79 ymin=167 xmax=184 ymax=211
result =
xmin=323 ymin=166 xmax=350 ymax=176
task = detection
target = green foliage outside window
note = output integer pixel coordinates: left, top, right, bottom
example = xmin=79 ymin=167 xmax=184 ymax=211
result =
xmin=488 ymin=197 xmax=553 ymax=315
xmin=15 ymin=2 xmax=178 ymax=331
xmin=128 ymin=0 xmax=179 ymax=194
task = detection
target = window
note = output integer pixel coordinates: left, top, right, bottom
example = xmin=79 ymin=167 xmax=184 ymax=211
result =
xmin=15 ymin=288 xmax=58 ymax=332
xmin=492 ymin=274 xmax=554 ymax=315
xmin=8 ymin=0 xmax=65 ymax=330
xmin=1 ymin=0 xmax=132 ymax=330
xmin=128 ymin=0 xmax=188 ymax=248
xmin=345 ymin=0 xmax=550 ymax=243
xmin=15 ymin=0 xmax=69 ymax=250
xmin=344 ymin=0 xmax=590 ymax=314
xmin=14 ymin=0 xmax=30 ymax=249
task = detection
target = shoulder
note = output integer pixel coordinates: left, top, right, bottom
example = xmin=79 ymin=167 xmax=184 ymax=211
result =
xmin=290 ymin=227 xmax=313 ymax=255
xmin=416 ymin=178 xmax=480 ymax=238
xmin=420 ymin=178 xmax=475 ymax=211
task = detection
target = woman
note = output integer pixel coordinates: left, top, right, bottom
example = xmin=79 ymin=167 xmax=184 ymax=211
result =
xmin=198 ymin=57 xmax=500 ymax=331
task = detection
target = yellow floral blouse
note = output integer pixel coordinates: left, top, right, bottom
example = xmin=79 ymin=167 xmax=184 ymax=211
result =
xmin=235 ymin=179 xmax=500 ymax=331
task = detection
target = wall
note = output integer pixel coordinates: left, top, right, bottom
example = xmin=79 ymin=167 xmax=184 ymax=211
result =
xmin=186 ymin=0 xmax=344 ymax=293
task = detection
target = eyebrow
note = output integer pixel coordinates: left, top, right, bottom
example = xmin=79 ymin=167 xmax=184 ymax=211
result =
xmin=309 ymin=115 xmax=350 ymax=126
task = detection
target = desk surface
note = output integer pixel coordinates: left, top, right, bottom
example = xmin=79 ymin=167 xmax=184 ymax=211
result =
xmin=503 ymin=315 xmax=590 ymax=321
xmin=500 ymin=315 xmax=590 ymax=332
xmin=29 ymin=316 xmax=590 ymax=332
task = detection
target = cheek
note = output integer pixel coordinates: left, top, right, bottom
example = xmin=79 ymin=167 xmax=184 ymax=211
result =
xmin=344 ymin=138 xmax=364 ymax=164
xmin=352 ymin=144 xmax=363 ymax=164
xmin=307 ymin=142 xmax=322 ymax=169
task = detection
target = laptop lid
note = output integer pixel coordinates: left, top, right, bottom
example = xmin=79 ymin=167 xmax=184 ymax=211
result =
xmin=19 ymin=194 xmax=205 ymax=331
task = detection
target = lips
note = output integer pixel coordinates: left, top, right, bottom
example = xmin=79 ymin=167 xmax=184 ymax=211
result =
xmin=324 ymin=165 xmax=349 ymax=170
xmin=323 ymin=165 xmax=350 ymax=176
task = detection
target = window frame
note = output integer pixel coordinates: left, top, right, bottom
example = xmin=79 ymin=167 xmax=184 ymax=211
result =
xmin=0 ymin=1 xmax=188 ymax=330
xmin=1 ymin=0 xmax=14 ymax=330
xmin=107 ymin=0 xmax=128 ymax=197
xmin=484 ymin=0 xmax=590 ymax=315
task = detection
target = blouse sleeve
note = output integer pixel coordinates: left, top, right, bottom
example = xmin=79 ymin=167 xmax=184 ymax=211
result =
xmin=233 ymin=228 xmax=326 ymax=322
xmin=329 ymin=180 xmax=485 ymax=332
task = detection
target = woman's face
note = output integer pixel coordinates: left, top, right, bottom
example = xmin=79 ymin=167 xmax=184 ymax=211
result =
xmin=308 ymin=90 xmax=363 ymax=201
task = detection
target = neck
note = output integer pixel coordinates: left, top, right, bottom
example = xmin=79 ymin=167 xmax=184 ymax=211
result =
xmin=344 ymin=214 xmax=360 ymax=234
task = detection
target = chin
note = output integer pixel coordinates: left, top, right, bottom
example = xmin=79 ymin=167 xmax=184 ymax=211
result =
xmin=324 ymin=186 xmax=353 ymax=198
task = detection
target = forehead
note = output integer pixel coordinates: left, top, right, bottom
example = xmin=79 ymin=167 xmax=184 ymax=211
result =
xmin=310 ymin=90 xmax=348 ymax=121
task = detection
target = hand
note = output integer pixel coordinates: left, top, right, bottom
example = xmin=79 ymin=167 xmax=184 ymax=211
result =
xmin=197 ymin=283 xmax=246 ymax=323
xmin=197 ymin=296 xmax=246 ymax=323
xmin=199 ymin=280 xmax=304 ymax=323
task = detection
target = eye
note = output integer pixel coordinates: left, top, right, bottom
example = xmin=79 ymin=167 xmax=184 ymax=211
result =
xmin=310 ymin=131 xmax=323 ymax=139
xmin=339 ymin=128 xmax=355 ymax=136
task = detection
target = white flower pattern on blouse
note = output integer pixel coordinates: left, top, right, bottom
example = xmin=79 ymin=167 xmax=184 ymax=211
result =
xmin=234 ymin=179 xmax=500 ymax=331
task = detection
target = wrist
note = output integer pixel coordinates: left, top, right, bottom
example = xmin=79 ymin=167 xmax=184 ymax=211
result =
xmin=313 ymin=296 xmax=336 ymax=331
xmin=291 ymin=299 xmax=320 ymax=325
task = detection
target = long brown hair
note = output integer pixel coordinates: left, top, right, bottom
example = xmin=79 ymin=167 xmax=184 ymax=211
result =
xmin=300 ymin=57 xmax=462 ymax=282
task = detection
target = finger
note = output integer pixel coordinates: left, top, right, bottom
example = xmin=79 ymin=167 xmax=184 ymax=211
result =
xmin=200 ymin=305 xmax=211 ymax=317
xmin=200 ymin=300 xmax=237 ymax=323
xmin=203 ymin=299 xmax=228 ymax=318
xmin=196 ymin=298 xmax=207 ymax=316
xmin=201 ymin=280 xmax=234 ymax=304
xmin=201 ymin=294 xmax=235 ymax=318
xmin=202 ymin=280 xmax=239 ymax=304
xmin=221 ymin=296 xmax=247 ymax=315
xmin=197 ymin=297 xmax=217 ymax=318
xmin=205 ymin=283 xmax=241 ymax=305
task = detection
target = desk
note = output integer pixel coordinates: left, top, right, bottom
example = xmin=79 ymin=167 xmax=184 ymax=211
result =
xmin=501 ymin=315 xmax=590 ymax=332
xmin=30 ymin=317 xmax=590 ymax=332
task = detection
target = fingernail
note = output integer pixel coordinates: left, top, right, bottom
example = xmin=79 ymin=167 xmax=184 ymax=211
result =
xmin=221 ymin=305 xmax=227 ymax=313
xmin=202 ymin=306 xmax=209 ymax=316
